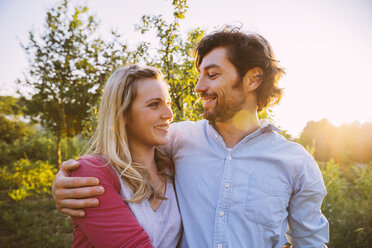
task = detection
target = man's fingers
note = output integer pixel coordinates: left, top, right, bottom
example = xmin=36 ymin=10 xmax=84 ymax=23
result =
xmin=55 ymin=176 xmax=100 ymax=189
xmin=59 ymin=207 xmax=86 ymax=218
xmin=61 ymin=159 xmax=80 ymax=175
xmin=57 ymin=198 xmax=99 ymax=210
xmin=54 ymin=185 xmax=104 ymax=199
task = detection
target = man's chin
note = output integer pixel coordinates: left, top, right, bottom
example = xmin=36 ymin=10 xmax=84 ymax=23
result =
xmin=203 ymin=111 xmax=217 ymax=125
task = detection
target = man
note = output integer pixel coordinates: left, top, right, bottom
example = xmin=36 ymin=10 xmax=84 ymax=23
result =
xmin=53 ymin=27 xmax=329 ymax=247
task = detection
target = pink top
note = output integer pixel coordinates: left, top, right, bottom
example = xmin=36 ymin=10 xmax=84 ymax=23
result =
xmin=71 ymin=155 xmax=154 ymax=248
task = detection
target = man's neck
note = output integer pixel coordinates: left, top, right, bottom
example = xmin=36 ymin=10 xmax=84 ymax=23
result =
xmin=214 ymin=109 xmax=261 ymax=148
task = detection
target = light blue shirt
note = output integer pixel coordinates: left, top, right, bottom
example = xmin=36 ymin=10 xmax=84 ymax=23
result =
xmin=163 ymin=120 xmax=329 ymax=248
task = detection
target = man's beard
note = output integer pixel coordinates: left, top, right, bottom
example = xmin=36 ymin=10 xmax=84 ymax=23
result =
xmin=203 ymin=80 xmax=246 ymax=126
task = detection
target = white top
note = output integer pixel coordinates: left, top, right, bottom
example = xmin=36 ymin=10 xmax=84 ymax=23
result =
xmin=116 ymin=173 xmax=182 ymax=248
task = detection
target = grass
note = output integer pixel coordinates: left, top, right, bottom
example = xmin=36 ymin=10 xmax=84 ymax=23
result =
xmin=0 ymin=190 xmax=72 ymax=248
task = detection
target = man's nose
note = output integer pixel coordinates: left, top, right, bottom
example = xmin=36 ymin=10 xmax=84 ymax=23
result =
xmin=195 ymin=77 xmax=207 ymax=93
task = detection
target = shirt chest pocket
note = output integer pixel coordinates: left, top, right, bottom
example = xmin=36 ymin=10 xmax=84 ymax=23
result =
xmin=245 ymin=175 xmax=291 ymax=229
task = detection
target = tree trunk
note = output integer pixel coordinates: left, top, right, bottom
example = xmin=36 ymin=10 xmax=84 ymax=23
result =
xmin=58 ymin=87 xmax=66 ymax=169
xmin=56 ymin=134 xmax=62 ymax=168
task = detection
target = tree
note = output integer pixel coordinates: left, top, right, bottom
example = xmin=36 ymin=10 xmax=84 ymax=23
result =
xmin=135 ymin=0 xmax=204 ymax=121
xmin=134 ymin=0 xmax=272 ymax=122
xmin=298 ymin=119 xmax=372 ymax=163
xmin=0 ymin=96 xmax=25 ymax=117
xmin=0 ymin=96 xmax=27 ymax=144
xmin=19 ymin=0 xmax=129 ymax=167
xmin=298 ymin=119 xmax=336 ymax=161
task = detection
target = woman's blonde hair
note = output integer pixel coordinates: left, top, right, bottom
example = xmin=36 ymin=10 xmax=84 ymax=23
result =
xmin=85 ymin=64 xmax=171 ymax=203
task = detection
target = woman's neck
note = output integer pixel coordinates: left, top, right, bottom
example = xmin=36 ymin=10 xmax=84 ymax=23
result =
xmin=128 ymin=140 xmax=165 ymax=201
xmin=128 ymin=141 xmax=158 ymax=174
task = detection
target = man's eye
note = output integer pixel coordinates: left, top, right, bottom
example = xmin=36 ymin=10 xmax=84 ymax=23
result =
xmin=207 ymin=73 xmax=218 ymax=79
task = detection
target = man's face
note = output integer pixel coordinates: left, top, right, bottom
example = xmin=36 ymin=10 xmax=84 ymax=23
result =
xmin=195 ymin=47 xmax=246 ymax=125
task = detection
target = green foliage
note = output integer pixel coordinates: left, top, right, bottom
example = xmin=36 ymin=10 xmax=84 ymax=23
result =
xmin=61 ymin=134 xmax=87 ymax=161
xmin=0 ymin=96 xmax=25 ymax=116
xmin=0 ymin=127 xmax=86 ymax=170
xmin=320 ymin=160 xmax=372 ymax=247
xmin=298 ymin=119 xmax=372 ymax=163
xmin=0 ymin=159 xmax=57 ymax=201
xmin=0 ymin=116 xmax=52 ymax=167
xmin=0 ymin=193 xmax=72 ymax=248
xmin=19 ymin=0 xmax=129 ymax=166
xmin=0 ymin=126 xmax=53 ymax=166
xmin=0 ymin=96 xmax=29 ymax=145
xmin=2 ymin=0 xmax=369 ymax=246
xmin=135 ymin=0 xmax=204 ymax=121
xmin=0 ymin=115 xmax=29 ymax=144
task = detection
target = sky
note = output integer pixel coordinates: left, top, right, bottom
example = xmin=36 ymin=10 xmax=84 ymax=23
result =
xmin=1 ymin=0 xmax=371 ymax=136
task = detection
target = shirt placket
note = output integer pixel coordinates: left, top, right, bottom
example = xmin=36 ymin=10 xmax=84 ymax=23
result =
xmin=213 ymin=149 xmax=234 ymax=248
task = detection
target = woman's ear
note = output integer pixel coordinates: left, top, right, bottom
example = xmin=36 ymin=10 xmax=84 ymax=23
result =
xmin=242 ymin=67 xmax=263 ymax=93
xmin=123 ymin=113 xmax=128 ymax=125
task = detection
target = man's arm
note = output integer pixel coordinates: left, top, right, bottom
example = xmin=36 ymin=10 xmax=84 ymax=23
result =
xmin=286 ymin=155 xmax=329 ymax=247
xmin=52 ymin=160 xmax=105 ymax=217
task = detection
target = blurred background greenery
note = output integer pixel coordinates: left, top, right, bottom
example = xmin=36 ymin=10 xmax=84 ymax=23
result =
xmin=0 ymin=0 xmax=370 ymax=247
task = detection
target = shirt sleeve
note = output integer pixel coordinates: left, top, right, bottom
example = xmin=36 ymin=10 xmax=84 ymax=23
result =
xmin=71 ymin=156 xmax=154 ymax=248
xmin=158 ymin=122 xmax=178 ymax=158
xmin=286 ymin=155 xmax=329 ymax=248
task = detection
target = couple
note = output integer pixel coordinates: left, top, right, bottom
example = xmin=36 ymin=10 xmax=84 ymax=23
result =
xmin=53 ymin=28 xmax=329 ymax=248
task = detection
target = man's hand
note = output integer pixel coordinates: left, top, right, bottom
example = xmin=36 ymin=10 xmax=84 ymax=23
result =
xmin=52 ymin=159 xmax=105 ymax=217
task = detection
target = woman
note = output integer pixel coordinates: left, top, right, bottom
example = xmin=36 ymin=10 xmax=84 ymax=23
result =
xmin=71 ymin=65 xmax=181 ymax=248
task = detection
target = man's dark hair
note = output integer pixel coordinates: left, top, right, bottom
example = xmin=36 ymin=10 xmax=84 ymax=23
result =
xmin=195 ymin=26 xmax=285 ymax=113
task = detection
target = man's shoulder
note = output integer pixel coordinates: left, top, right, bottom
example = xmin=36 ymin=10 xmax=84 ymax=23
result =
xmin=264 ymin=132 xmax=324 ymax=188
xmin=268 ymin=130 xmax=308 ymax=154
xmin=171 ymin=119 xmax=206 ymax=128
xmin=266 ymin=131 xmax=316 ymax=167
xmin=258 ymin=121 xmax=309 ymax=158
xmin=170 ymin=119 xmax=207 ymax=134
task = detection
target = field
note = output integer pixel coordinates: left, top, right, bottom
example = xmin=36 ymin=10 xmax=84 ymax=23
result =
xmin=0 ymin=160 xmax=370 ymax=247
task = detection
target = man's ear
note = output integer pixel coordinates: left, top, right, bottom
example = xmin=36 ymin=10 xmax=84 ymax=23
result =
xmin=242 ymin=67 xmax=263 ymax=93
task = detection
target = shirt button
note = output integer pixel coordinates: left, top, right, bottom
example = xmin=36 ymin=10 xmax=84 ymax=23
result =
xmin=214 ymin=134 xmax=218 ymax=139
xmin=228 ymin=156 xmax=232 ymax=160
xmin=217 ymin=244 xmax=223 ymax=248
xmin=224 ymin=183 xmax=230 ymax=188
xmin=219 ymin=211 xmax=224 ymax=216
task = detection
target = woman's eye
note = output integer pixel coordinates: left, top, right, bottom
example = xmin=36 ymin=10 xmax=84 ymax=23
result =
xmin=149 ymin=102 xmax=159 ymax=108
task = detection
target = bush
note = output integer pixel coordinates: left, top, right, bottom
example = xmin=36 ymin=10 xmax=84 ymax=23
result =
xmin=0 ymin=126 xmax=87 ymax=168
xmin=320 ymin=160 xmax=372 ymax=247
xmin=0 ymin=127 xmax=55 ymax=166
xmin=61 ymin=134 xmax=88 ymax=163
xmin=0 ymin=159 xmax=57 ymax=201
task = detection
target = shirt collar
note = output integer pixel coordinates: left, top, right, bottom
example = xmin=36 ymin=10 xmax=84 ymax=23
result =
xmin=258 ymin=119 xmax=281 ymax=133
xmin=206 ymin=119 xmax=281 ymax=147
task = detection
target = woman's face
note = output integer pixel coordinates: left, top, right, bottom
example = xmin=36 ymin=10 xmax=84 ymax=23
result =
xmin=125 ymin=78 xmax=173 ymax=148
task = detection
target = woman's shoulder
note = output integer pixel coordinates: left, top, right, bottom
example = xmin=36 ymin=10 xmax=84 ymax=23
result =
xmin=72 ymin=154 xmax=120 ymax=188
xmin=78 ymin=154 xmax=108 ymax=167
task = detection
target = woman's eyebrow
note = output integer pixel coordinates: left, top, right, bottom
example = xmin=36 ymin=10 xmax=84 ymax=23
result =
xmin=145 ymin=97 xmax=162 ymax=103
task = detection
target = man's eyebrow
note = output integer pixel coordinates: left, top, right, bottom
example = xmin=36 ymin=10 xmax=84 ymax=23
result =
xmin=198 ymin=64 xmax=221 ymax=73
